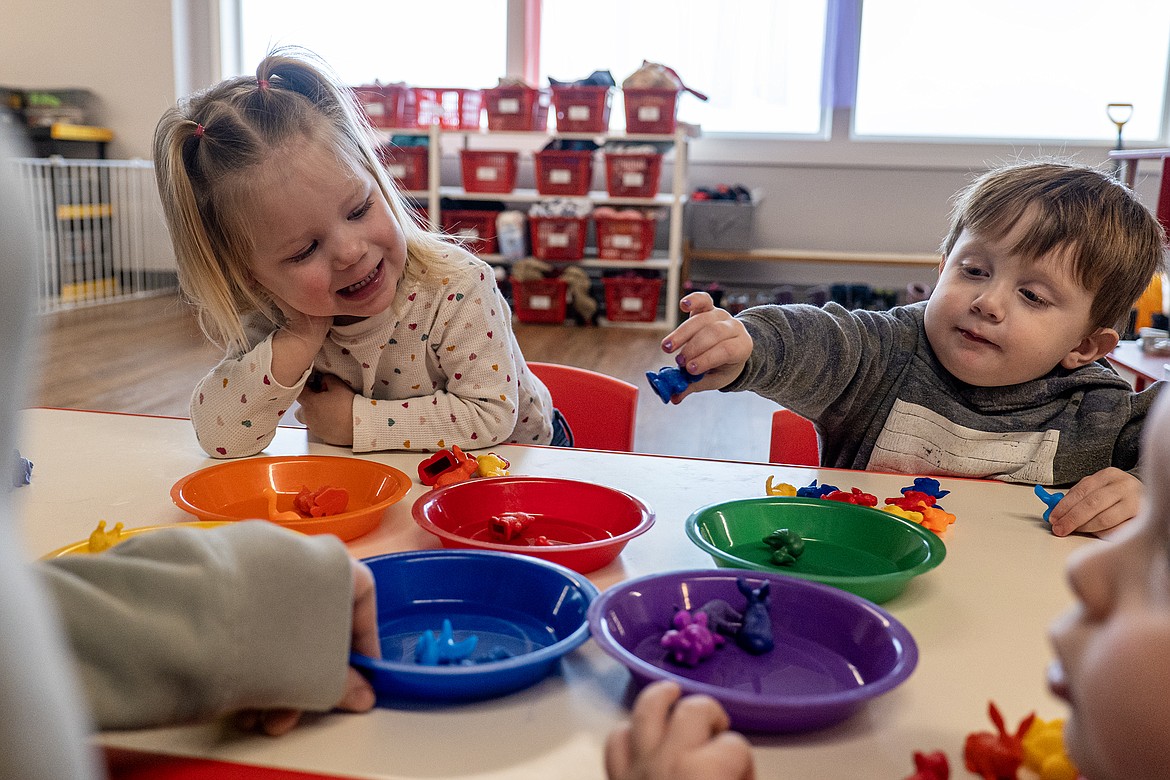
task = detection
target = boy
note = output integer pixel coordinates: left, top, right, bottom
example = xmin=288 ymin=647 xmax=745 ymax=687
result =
xmin=608 ymin=389 xmax=1170 ymax=780
xmin=661 ymin=162 xmax=1165 ymax=537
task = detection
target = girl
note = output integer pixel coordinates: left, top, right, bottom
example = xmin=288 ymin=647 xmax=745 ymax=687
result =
xmin=153 ymin=47 xmax=561 ymax=458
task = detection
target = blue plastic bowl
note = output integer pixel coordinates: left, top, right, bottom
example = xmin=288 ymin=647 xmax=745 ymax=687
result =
xmin=351 ymin=550 xmax=598 ymax=702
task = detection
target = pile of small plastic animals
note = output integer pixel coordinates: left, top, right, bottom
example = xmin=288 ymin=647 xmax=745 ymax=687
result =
xmin=413 ymin=619 xmax=514 ymax=667
xmin=485 ymin=510 xmax=555 ymax=546
xmin=902 ymin=701 xmax=1081 ymax=780
xmin=660 ymin=577 xmax=774 ymax=667
xmin=417 ymin=446 xmax=510 ymax=489
xmin=262 ymin=485 xmax=350 ymax=522
xmin=764 ymin=476 xmax=957 ymax=535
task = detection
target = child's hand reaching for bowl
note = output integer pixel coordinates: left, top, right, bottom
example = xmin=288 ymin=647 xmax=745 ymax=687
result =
xmin=658 ymin=293 xmax=754 ymax=403
xmin=235 ymin=557 xmax=380 ymax=736
xmin=605 ymin=680 xmax=756 ymax=780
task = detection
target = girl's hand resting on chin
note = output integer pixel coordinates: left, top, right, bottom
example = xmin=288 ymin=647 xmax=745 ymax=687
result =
xmin=658 ymin=293 xmax=754 ymax=403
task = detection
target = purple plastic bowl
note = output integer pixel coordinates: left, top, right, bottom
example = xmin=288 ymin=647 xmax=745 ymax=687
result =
xmin=587 ymin=569 xmax=918 ymax=732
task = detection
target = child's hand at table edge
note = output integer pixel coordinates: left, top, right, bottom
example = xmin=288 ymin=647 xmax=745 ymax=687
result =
xmin=659 ymin=293 xmax=754 ymax=403
xmin=605 ymin=680 xmax=756 ymax=780
xmin=1047 ymin=467 xmax=1142 ymax=537
xmin=236 ymin=558 xmax=380 ymax=736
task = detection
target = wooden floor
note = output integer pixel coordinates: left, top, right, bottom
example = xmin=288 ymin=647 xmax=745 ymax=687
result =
xmin=31 ymin=295 xmax=778 ymax=462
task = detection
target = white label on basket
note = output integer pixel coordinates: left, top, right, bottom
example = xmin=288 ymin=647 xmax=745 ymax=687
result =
xmin=621 ymin=172 xmax=645 ymax=187
xmin=457 ymin=228 xmax=481 ymax=239
xmin=387 ymin=164 xmax=406 ymax=178
xmin=549 ymin=169 xmax=572 ymax=184
xmin=568 ymin=106 xmax=591 ymax=121
xmin=637 ymin=105 xmax=661 ymax=122
xmin=547 ymin=233 xmax=569 ymax=247
xmin=497 ymin=98 xmax=520 ymax=114
xmin=476 ymin=166 xmax=499 ymax=181
xmin=621 ymin=296 xmax=644 ymax=312
xmin=530 ymin=295 xmax=553 ymax=310
xmin=365 ymin=103 xmax=385 ymax=117
xmin=611 ymin=234 xmax=634 ymax=248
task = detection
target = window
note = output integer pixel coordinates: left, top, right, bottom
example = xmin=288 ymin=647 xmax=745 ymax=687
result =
xmin=235 ymin=0 xmax=507 ymax=86
xmin=539 ymin=0 xmax=830 ymax=136
xmin=854 ymin=0 xmax=1170 ymax=143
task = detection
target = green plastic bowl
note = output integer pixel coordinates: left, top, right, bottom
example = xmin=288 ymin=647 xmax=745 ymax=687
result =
xmin=685 ymin=496 xmax=946 ymax=603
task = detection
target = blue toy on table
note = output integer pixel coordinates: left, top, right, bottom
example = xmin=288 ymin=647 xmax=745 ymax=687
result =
xmin=1033 ymin=484 xmax=1064 ymax=524
xmin=645 ymin=365 xmax=704 ymax=403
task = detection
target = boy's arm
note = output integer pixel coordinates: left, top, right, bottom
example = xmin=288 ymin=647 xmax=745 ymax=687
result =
xmin=1047 ymin=467 xmax=1142 ymax=537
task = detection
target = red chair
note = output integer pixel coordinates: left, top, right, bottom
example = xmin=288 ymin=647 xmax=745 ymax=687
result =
xmin=768 ymin=408 xmax=819 ymax=466
xmin=528 ymin=361 xmax=638 ymax=452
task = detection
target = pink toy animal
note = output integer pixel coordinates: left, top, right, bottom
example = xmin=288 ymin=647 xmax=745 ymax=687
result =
xmin=660 ymin=608 xmax=724 ymax=666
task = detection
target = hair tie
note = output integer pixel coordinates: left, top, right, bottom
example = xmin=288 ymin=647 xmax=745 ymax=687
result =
xmin=258 ymin=78 xmax=270 ymax=92
xmin=193 ymin=123 xmax=205 ymax=139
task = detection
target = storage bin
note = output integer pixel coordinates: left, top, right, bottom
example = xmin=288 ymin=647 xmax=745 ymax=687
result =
xmin=604 ymin=153 xmax=663 ymax=198
xmin=377 ymin=144 xmax=428 ymax=191
xmin=604 ymin=276 xmax=663 ymax=322
xmin=411 ymin=87 xmax=483 ymax=129
xmin=550 ymin=86 xmax=613 ymax=133
xmin=686 ymin=201 xmax=757 ymax=251
xmin=484 ymin=86 xmax=550 ymax=131
xmin=534 ymin=149 xmax=594 ymax=196
xmin=353 ymin=84 xmax=408 ymax=128
xmin=512 ymin=278 xmax=568 ymax=323
xmin=595 ymin=214 xmax=657 ymax=261
xmin=622 ymin=88 xmax=679 ymax=135
xmin=441 ymin=210 xmax=498 ymax=255
xmin=530 ymin=215 xmax=588 ymax=261
xmin=460 ymin=150 xmax=518 ymax=194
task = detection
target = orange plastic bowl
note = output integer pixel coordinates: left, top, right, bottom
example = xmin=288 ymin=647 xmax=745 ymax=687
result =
xmin=413 ymin=476 xmax=654 ymax=573
xmin=171 ymin=456 xmax=412 ymax=541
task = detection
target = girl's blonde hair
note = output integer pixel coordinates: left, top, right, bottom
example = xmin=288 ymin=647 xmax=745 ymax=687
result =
xmin=153 ymin=46 xmax=458 ymax=352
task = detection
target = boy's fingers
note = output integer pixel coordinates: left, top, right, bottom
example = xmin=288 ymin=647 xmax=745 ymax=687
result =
xmin=660 ymin=693 xmax=732 ymax=754
xmin=603 ymin=725 xmax=634 ymax=780
xmin=680 ymin=732 xmax=756 ymax=780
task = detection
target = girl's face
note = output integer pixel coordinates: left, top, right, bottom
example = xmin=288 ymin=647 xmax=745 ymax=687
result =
xmin=245 ymin=134 xmax=406 ymax=320
xmin=1048 ymin=395 xmax=1170 ymax=780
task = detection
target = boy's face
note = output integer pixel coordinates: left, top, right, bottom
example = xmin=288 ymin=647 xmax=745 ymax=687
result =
xmin=924 ymin=218 xmax=1114 ymax=387
xmin=245 ymin=135 xmax=406 ymax=321
xmin=1048 ymin=393 xmax=1170 ymax=780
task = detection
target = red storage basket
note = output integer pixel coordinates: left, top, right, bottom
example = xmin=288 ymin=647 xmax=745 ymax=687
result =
xmin=622 ymin=88 xmax=679 ymax=135
xmin=604 ymin=276 xmax=663 ymax=322
xmin=529 ymin=215 xmax=588 ymax=261
xmin=595 ymin=214 xmax=658 ymax=261
xmin=412 ymin=87 xmax=483 ymax=129
xmin=512 ymin=278 xmax=567 ymax=323
xmin=534 ymin=149 xmax=594 ymax=196
xmin=353 ymin=84 xmax=408 ymax=129
xmin=484 ymin=86 xmax=550 ymax=131
xmin=377 ymin=144 xmax=428 ymax=191
xmin=604 ymin=153 xmax=663 ymax=198
xmin=460 ymin=150 xmax=518 ymax=194
xmin=441 ymin=210 xmax=498 ymax=255
xmin=550 ymin=85 xmax=613 ymax=133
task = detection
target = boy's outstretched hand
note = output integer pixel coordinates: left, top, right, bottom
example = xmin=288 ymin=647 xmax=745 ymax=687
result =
xmin=658 ymin=293 xmax=754 ymax=403
xmin=605 ymin=680 xmax=755 ymax=780
xmin=1046 ymin=467 xmax=1142 ymax=537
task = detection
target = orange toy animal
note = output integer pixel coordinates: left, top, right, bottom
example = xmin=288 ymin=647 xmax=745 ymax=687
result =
xmin=964 ymin=701 xmax=1036 ymax=780
xmin=431 ymin=445 xmax=479 ymax=489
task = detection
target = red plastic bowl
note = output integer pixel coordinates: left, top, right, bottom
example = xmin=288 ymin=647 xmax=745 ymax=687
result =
xmin=412 ymin=476 xmax=654 ymax=573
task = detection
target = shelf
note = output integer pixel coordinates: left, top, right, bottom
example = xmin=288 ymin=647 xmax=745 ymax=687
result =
xmin=439 ymin=186 xmax=680 ymax=207
xmin=481 ymin=253 xmax=673 ymax=270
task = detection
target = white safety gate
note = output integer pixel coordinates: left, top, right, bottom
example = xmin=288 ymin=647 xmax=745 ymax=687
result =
xmin=12 ymin=157 xmax=177 ymax=313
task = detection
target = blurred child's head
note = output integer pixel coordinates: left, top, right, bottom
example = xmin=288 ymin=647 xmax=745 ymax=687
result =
xmin=1048 ymin=389 xmax=1170 ymax=780
xmin=926 ymin=162 xmax=1164 ymax=386
xmin=153 ymin=47 xmax=444 ymax=351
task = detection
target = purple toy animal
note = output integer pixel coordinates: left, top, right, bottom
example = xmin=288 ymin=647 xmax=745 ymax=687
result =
xmin=660 ymin=608 xmax=725 ymax=666
xmin=735 ymin=578 xmax=774 ymax=655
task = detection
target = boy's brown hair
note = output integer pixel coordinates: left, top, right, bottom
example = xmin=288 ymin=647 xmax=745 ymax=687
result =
xmin=940 ymin=161 xmax=1165 ymax=330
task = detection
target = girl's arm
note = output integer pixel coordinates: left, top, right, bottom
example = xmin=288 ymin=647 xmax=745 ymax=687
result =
xmin=191 ymin=333 xmax=308 ymax=458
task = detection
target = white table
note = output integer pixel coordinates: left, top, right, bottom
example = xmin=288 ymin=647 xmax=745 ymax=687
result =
xmin=15 ymin=408 xmax=1093 ymax=779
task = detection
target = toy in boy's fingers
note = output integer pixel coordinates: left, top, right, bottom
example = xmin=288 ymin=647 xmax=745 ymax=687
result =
xmin=1034 ymin=484 xmax=1064 ymax=524
xmin=645 ymin=365 xmax=704 ymax=403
